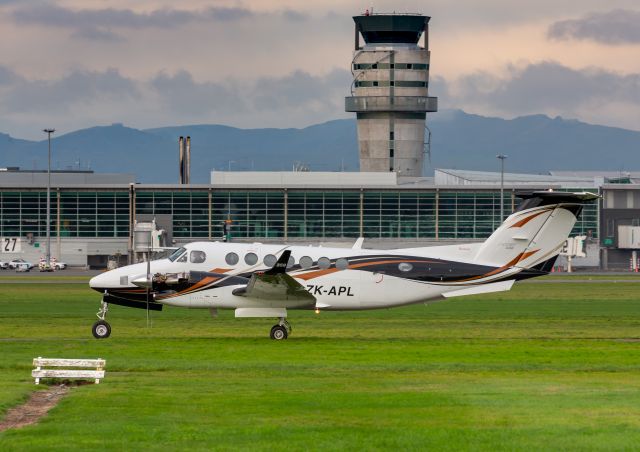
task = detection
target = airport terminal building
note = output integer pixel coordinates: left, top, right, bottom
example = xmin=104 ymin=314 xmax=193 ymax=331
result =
xmin=0 ymin=167 xmax=615 ymax=269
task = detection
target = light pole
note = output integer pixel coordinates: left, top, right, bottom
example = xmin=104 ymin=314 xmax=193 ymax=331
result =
xmin=496 ymin=154 xmax=507 ymax=222
xmin=43 ymin=129 xmax=55 ymax=268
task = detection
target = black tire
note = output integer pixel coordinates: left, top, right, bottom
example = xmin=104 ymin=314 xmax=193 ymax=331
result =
xmin=270 ymin=325 xmax=288 ymax=340
xmin=92 ymin=320 xmax=111 ymax=339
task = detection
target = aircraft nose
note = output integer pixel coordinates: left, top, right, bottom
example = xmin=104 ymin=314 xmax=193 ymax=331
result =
xmin=89 ymin=272 xmax=107 ymax=289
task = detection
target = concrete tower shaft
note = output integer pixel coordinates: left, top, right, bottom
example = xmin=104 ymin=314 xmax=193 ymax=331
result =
xmin=345 ymin=14 xmax=438 ymax=176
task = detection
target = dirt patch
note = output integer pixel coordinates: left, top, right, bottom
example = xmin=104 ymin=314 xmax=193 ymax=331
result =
xmin=0 ymin=385 xmax=69 ymax=432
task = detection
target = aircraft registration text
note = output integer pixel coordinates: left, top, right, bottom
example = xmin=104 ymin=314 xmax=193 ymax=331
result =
xmin=306 ymin=285 xmax=354 ymax=296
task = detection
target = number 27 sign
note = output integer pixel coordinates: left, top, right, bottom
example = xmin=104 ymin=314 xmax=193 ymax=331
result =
xmin=1 ymin=238 xmax=21 ymax=253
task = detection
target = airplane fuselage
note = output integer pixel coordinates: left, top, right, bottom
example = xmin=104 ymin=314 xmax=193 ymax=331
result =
xmin=90 ymin=241 xmax=524 ymax=311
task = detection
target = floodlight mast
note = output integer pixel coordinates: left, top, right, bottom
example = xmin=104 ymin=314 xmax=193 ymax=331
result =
xmin=43 ymin=128 xmax=55 ymax=268
xmin=496 ymin=154 xmax=507 ymax=221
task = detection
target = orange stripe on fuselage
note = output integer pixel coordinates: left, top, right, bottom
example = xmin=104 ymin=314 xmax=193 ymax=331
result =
xmin=456 ymin=249 xmax=540 ymax=283
xmin=210 ymin=268 xmax=232 ymax=273
xmin=509 ymin=210 xmax=550 ymax=228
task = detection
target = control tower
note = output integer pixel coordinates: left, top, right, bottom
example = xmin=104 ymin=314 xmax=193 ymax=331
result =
xmin=345 ymin=13 xmax=437 ymax=176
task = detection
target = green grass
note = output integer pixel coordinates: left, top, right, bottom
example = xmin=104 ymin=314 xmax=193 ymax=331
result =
xmin=1 ymin=282 xmax=640 ymax=451
xmin=0 ymin=275 xmax=92 ymax=281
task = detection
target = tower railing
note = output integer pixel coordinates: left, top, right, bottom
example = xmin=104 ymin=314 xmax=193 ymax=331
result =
xmin=345 ymin=96 xmax=438 ymax=112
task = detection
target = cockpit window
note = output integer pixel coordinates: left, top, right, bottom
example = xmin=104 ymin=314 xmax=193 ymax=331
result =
xmin=169 ymin=247 xmax=186 ymax=262
xmin=177 ymin=254 xmax=187 ymax=263
xmin=190 ymin=250 xmax=206 ymax=263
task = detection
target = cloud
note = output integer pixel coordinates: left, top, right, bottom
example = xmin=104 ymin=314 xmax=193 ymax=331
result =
xmin=0 ymin=67 xmax=139 ymax=113
xmin=10 ymin=4 xmax=261 ymax=42
xmin=548 ymin=9 xmax=640 ymax=45
xmin=0 ymin=66 xmax=18 ymax=85
xmin=209 ymin=7 xmax=253 ymax=22
xmin=150 ymin=70 xmax=248 ymax=115
xmin=443 ymin=61 xmax=640 ymax=125
xmin=282 ymin=9 xmax=308 ymax=22
xmin=150 ymin=68 xmax=350 ymax=116
xmin=13 ymin=5 xmax=213 ymax=29
xmin=10 ymin=4 xmax=306 ymax=31
xmin=0 ymin=66 xmax=351 ymax=138
xmin=253 ymin=69 xmax=350 ymax=110
xmin=71 ymin=27 xmax=125 ymax=42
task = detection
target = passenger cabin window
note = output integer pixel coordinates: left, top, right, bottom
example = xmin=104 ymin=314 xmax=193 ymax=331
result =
xmin=335 ymin=258 xmax=349 ymax=270
xmin=225 ymin=252 xmax=239 ymax=265
xmin=299 ymin=256 xmax=313 ymax=269
xmin=190 ymin=250 xmax=206 ymax=263
xmin=318 ymin=257 xmax=331 ymax=269
xmin=244 ymin=252 xmax=258 ymax=265
xmin=264 ymin=254 xmax=277 ymax=267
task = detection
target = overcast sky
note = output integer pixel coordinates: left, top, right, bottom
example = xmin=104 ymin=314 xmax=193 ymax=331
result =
xmin=2 ymin=0 xmax=640 ymax=139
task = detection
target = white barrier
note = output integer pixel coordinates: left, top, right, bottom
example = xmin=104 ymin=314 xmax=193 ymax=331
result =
xmin=32 ymin=357 xmax=106 ymax=385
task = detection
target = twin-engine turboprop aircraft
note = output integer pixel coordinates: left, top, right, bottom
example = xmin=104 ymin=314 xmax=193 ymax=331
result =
xmin=89 ymin=191 xmax=598 ymax=340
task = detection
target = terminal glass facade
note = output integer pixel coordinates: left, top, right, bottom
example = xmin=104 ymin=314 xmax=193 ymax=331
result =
xmin=0 ymin=187 xmax=599 ymax=241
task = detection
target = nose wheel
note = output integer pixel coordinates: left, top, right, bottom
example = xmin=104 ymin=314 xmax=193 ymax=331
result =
xmin=92 ymin=320 xmax=111 ymax=339
xmin=92 ymin=299 xmax=111 ymax=339
xmin=270 ymin=317 xmax=291 ymax=340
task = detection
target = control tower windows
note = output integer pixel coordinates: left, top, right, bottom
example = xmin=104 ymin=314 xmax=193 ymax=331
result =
xmin=353 ymin=63 xmax=429 ymax=70
xmin=355 ymin=81 xmax=427 ymax=88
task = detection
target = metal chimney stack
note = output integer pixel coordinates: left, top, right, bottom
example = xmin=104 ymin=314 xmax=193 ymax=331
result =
xmin=179 ymin=136 xmax=185 ymax=184
xmin=178 ymin=136 xmax=191 ymax=184
xmin=185 ymin=136 xmax=191 ymax=184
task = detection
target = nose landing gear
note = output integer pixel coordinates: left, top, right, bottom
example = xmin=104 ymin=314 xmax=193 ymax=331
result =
xmin=270 ymin=317 xmax=291 ymax=340
xmin=92 ymin=299 xmax=111 ymax=339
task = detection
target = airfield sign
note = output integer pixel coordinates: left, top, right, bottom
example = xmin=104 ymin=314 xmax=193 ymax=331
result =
xmin=1 ymin=237 xmax=21 ymax=253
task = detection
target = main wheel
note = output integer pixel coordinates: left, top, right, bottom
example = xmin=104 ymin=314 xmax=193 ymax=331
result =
xmin=92 ymin=320 xmax=111 ymax=339
xmin=270 ymin=325 xmax=288 ymax=340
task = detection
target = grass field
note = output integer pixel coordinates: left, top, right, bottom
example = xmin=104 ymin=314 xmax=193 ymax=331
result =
xmin=1 ymin=279 xmax=640 ymax=451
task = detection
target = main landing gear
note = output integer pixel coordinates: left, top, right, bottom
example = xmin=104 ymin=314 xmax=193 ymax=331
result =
xmin=92 ymin=299 xmax=111 ymax=339
xmin=270 ymin=317 xmax=291 ymax=340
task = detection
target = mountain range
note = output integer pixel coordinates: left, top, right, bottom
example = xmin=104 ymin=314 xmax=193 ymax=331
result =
xmin=1 ymin=110 xmax=639 ymax=183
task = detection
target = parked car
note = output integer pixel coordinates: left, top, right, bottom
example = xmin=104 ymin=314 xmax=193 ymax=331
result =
xmin=15 ymin=262 xmax=31 ymax=272
xmin=8 ymin=258 xmax=34 ymax=270
xmin=53 ymin=261 xmax=67 ymax=270
xmin=0 ymin=260 xmax=8 ymax=270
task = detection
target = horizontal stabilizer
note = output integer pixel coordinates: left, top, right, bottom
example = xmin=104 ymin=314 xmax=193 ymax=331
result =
xmin=442 ymin=280 xmax=514 ymax=299
xmin=516 ymin=191 xmax=600 ymax=205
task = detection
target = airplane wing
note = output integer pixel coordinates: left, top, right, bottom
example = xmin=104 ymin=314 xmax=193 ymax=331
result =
xmin=232 ymin=250 xmax=316 ymax=306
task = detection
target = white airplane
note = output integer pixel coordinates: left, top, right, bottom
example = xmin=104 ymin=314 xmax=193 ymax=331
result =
xmin=89 ymin=191 xmax=598 ymax=340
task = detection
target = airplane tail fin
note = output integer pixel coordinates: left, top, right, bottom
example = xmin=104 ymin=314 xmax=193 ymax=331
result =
xmin=473 ymin=191 xmax=599 ymax=271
